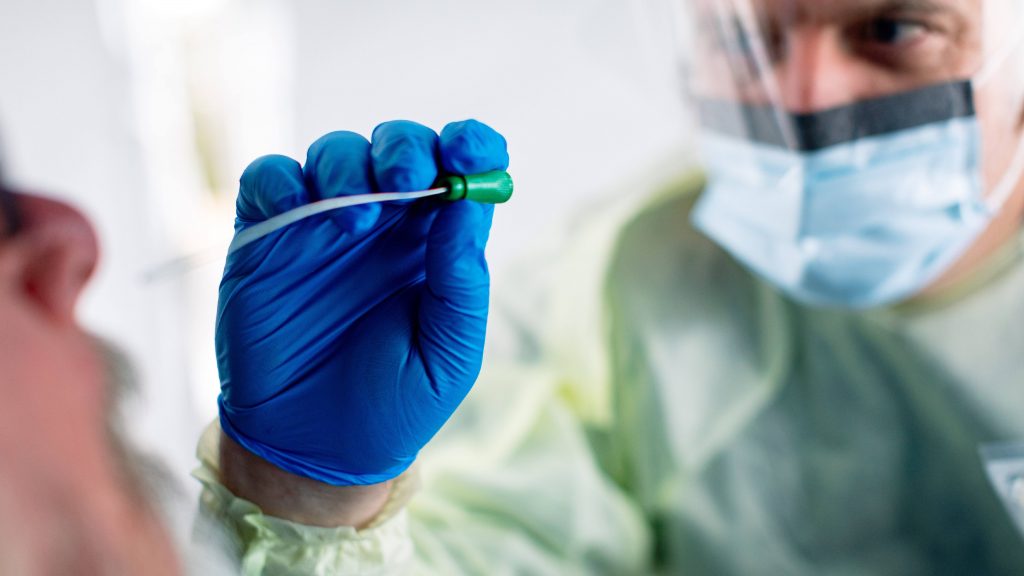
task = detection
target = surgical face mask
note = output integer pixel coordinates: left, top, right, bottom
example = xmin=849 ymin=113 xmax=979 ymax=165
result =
xmin=678 ymin=1 xmax=1024 ymax=309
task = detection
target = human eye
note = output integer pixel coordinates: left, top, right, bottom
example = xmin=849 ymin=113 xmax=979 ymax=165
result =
xmin=856 ymin=17 xmax=930 ymax=47
xmin=848 ymin=12 xmax=957 ymax=74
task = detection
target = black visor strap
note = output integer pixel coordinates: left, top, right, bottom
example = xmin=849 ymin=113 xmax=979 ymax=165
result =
xmin=697 ymin=80 xmax=976 ymax=152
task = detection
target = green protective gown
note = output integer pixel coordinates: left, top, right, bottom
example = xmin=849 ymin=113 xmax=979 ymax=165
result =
xmin=195 ymin=167 xmax=1024 ymax=575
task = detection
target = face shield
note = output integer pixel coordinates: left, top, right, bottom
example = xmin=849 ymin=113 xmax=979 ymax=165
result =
xmin=670 ymin=0 xmax=1024 ymax=308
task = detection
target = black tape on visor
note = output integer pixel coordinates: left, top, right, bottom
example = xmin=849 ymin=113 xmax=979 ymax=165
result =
xmin=697 ymin=80 xmax=975 ymax=152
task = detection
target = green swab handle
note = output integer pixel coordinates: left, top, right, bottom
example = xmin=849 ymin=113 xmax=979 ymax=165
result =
xmin=438 ymin=171 xmax=514 ymax=204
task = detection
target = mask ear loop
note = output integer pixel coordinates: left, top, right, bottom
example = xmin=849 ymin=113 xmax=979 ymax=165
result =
xmin=984 ymin=130 xmax=1024 ymax=212
xmin=974 ymin=30 xmax=1024 ymax=212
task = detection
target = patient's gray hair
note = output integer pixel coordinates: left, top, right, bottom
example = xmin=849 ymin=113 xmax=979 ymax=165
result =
xmin=95 ymin=337 xmax=237 ymax=576
xmin=93 ymin=335 xmax=182 ymax=511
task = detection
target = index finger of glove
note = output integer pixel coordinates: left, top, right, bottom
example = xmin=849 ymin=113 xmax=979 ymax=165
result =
xmin=236 ymin=155 xmax=309 ymax=221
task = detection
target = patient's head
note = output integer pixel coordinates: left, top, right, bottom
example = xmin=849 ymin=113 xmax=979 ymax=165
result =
xmin=0 ymin=188 xmax=178 ymax=575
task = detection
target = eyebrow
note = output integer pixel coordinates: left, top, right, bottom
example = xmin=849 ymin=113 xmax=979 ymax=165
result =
xmin=882 ymin=0 xmax=959 ymax=10
xmin=846 ymin=0 xmax=963 ymax=17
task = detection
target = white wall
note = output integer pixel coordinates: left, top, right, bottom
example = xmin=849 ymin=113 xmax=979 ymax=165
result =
xmin=287 ymin=0 xmax=691 ymax=265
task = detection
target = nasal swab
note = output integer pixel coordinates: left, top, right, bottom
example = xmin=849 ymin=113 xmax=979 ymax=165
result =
xmin=142 ymin=171 xmax=514 ymax=282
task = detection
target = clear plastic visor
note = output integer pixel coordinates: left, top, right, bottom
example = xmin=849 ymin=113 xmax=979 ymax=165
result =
xmin=673 ymin=0 xmax=1024 ymax=156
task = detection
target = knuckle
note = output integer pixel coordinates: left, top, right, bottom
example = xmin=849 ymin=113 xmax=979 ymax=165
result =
xmin=308 ymin=131 xmax=368 ymax=164
xmin=242 ymin=154 xmax=295 ymax=182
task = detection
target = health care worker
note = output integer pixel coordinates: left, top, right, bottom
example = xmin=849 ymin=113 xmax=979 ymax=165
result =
xmin=198 ymin=0 xmax=1024 ymax=574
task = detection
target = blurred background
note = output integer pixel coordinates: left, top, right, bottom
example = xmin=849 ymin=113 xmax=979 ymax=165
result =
xmin=0 ymin=0 xmax=691 ymax=495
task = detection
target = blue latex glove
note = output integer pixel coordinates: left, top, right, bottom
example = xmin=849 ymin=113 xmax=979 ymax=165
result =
xmin=216 ymin=120 xmax=510 ymax=486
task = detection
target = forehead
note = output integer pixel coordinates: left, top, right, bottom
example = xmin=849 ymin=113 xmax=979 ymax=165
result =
xmin=697 ymin=0 xmax=979 ymax=22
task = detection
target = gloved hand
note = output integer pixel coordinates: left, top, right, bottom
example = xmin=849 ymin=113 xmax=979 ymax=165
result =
xmin=215 ymin=120 xmax=509 ymax=486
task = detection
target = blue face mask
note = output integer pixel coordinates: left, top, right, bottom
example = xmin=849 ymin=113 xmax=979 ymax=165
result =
xmin=692 ymin=79 xmax=1024 ymax=309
